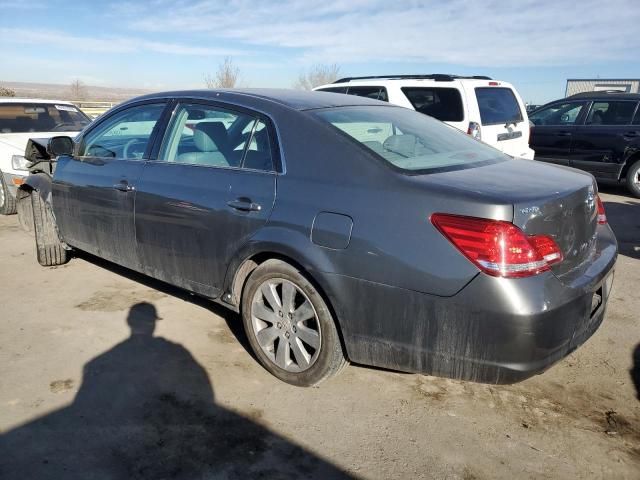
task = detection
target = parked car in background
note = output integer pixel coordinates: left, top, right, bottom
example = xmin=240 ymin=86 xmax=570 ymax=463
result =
xmin=21 ymin=89 xmax=616 ymax=387
xmin=0 ymin=99 xmax=91 ymax=214
xmin=529 ymin=91 xmax=640 ymax=197
xmin=314 ymin=74 xmax=535 ymax=159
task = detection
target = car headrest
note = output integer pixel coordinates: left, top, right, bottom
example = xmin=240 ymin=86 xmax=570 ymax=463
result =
xmin=193 ymin=121 xmax=228 ymax=152
xmin=383 ymin=134 xmax=417 ymax=157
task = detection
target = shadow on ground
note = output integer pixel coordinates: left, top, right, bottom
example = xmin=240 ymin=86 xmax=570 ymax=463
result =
xmin=76 ymin=251 xmax=254 ymax=355
xmin=0 ymin=302 xmax=351 ymax=479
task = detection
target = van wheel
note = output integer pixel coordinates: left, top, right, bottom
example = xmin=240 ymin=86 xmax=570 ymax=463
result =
xmin=626 ymin=160 xmax=640 ymax=198
xmin=0 ymin=172 xmax=17 ymax=215
xmin=32 ymin=193 xmax=69 ymax=266
xmin=241 ymin=259 xmax=347 ymax=386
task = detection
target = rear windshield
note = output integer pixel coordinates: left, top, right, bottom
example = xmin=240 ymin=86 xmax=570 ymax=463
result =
xmin=475 ymin=88 xmax=523 ymax=126
xmin=312 ymin=106 xmax=507 ymax=173
xmin=401 ymin=87 xmax=463 ymax=122
xmin=0 ymin=103 xmax=90 ymax=133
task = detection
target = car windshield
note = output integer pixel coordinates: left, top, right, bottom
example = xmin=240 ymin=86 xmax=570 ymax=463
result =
xmin=312 ymin=106 xmax=507 ymax=172
xmin=0 ymin=103 xmax=91 ymax=133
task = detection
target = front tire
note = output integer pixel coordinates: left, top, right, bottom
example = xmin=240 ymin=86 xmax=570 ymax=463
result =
xmin=0 ymin=172 xmax=17 ymax=215
xmin=626 ymin=160 xmax=640 ymax=198
xmin=241 ymin=259 xmax=347 ymax=386
xmin=32 ymin=193 xmax=69 ymax=266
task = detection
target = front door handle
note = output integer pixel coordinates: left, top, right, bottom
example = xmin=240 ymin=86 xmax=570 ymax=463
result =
xmin=227 ymin=197 xmax=262 ymax=212
xmin=623 ymin=131 xmax=639 ymax=138
xmin=556 ymin=132 xmax=572 ymax=137
xmin=113 ymin=181 xmax=135 ymax=192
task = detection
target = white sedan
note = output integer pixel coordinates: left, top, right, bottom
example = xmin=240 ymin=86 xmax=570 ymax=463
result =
xmin=0 ymin=98 xmax=91 ymax=215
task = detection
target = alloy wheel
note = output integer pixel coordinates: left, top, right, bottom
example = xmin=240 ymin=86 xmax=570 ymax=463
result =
xmin=0 ymin=180 xmax=5 ymax=208
xmin=251 ymin=278 xmax=321 ymax=372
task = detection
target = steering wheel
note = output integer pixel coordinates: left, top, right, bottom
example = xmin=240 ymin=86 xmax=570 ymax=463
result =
xmin=123 ymin=138 xmax=146 ymax=159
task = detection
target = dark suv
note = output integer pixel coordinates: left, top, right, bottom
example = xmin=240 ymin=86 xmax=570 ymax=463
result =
xmin=529 ymin=91 xmax=640 ymax=197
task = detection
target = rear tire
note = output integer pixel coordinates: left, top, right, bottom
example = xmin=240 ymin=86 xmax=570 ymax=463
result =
xmin=32 ymin=193 xmax=69 ymax=266
xmin=241 ymin=259 xmax=347 ymax=386
xmin=626 ymin=160 xmax=640 ymax=198
xmin=0 ymin=172 xmax=17 ymax=215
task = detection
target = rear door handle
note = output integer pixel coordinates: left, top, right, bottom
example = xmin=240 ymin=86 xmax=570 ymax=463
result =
xmin=556 ymin=132 xmax=572 ymax=137
xmin=113 ymin=181 xmax=135 ymax=192
xmin=227 ymin=198 xmax=262 ymax=212
xmin=623 ymin=131 xmax=639 ymax=138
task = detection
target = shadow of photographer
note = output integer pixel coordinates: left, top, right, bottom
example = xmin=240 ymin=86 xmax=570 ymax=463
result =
xmin=0 ymin=302 xmax=351 ymax=479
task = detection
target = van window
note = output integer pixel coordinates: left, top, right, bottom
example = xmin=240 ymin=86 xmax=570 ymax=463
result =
xmin=401 ymin=88 xmax=464 ymax=122
xmin=346 ymin=86 xmax=388 ymax=102
xmin=0 ymin=103 xmax=90 ymax=133
xmin=318 ymin=87 xmax=348 ymax=94
xmin=475 ymin=87 xmax=523 ymax=126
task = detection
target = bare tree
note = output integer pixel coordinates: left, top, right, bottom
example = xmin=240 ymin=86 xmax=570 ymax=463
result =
xmin=204 ymin=57 xmax=241 ymax=89
xmin=0 ymin=86 xmax=16 ymax=97
xmin=293 ymin=64 xmax=341 ymax=90
xmin=69 ymin=79 xmax=88 ymax=100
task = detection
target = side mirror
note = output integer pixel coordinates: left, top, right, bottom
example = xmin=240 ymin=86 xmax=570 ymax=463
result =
xmin=47 ymin=136 xmax=74 ymax=157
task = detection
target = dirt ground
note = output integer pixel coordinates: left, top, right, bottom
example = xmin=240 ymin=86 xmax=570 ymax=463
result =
xmin=0 ymin=186 xmax=638 ymax=479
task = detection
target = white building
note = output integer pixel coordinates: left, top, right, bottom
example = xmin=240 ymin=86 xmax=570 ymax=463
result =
xmin=566 ymin=78 xmax=640 ymax=96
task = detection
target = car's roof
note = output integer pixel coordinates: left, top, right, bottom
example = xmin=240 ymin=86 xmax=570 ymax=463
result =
xmin=130 ymin=88 xmax=388 ymax=111
xmin=0 ymin=98 xmax=76 ymax=105
xmin=316 ymin=78 xmax=515 ymax=89
xmin=566 ymin=92 xmax=640 ymax=100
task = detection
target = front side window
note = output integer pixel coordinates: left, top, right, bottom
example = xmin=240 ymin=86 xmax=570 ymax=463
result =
xmin=158 ymin=103 xmax=273 ymax=171
xmin=0 ymin=103 xmax=90 ymax=133
xmin=586 ymin=101 xmax=637 ymax=125
xmin=313 ymin=106 xmax=507 ymax=173
xmin=401 ymin=87 xmax=463 ymax=122
xmin=529 ymin=102 xmax=586 ymax=126
xmin=475 ymin=87 xmax=523 ymax=125
xmin=81 ymin=103 xmax=165 ymax=159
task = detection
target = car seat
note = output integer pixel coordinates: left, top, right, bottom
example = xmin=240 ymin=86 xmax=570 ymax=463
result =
xmin=177 ymin=121 xmax=229 ymax=166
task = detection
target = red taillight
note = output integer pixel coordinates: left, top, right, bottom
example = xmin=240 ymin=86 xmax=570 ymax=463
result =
xmin=431 ymin=213 xmax=563 ymax=278
xmin=467 ymin=121 xmax=481 ymax=140
xmin=597 ymin=195 xmax=607 ymax=224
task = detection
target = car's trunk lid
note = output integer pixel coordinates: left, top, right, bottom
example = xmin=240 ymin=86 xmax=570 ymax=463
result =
xmin=411 ymin=158 xmax=598 ymax=277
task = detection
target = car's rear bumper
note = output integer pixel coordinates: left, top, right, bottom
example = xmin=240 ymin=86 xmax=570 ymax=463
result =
xmin=321 ymin=225 xmax=617 ymax=384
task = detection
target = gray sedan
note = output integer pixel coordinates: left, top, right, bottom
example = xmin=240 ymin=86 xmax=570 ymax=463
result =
xmin=21 ymin=89 xmax=617 ymax=386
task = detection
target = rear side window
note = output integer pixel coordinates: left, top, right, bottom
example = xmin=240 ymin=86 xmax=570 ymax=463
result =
xmin=401 ymin=87 xmax=463 ymax=122
xmin=586 ymin=101 xmax=637 ymax=125
xmin=0 ymin=103 xmax=90 ymax=133
xmin=159 ymin=103 xmax=273 ymax=171
xmin=318 ymin=87 xmax=348 ymax=94
xmin=346 ymin=86 xmax=388 ymax=102
xmin=317 ymin=86 xmax=388 ymax=101
xmin=313 ymin=106 xmax=507 ymax=173
xmin=475 ymin=87 xmax=523 ymax=125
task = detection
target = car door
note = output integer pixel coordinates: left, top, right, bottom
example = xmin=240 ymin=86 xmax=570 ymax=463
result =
xmin=52 ymin=101 xmax=168 ymax=267
xmin=134 ymin=100 xmax=277 ymax=298
xmin=529 ymin=101 xmax=588 ymax=166
xmin=570 ymin=100 xmax=639 ymax=178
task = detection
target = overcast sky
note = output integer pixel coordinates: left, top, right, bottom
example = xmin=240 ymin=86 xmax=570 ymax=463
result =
xmin=1 ymin=0 xmax=639 ymax=103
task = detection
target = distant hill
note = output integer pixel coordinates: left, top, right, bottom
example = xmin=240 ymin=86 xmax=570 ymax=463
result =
xmin=0 ymin=81 xmax=158 ymax=102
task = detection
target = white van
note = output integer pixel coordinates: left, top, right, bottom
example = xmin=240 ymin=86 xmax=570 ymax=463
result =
xmin=314 ymin=74 xmax=535 ymax=159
